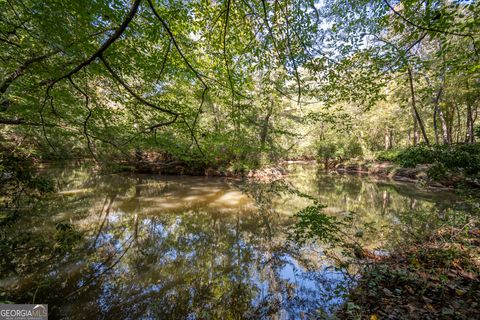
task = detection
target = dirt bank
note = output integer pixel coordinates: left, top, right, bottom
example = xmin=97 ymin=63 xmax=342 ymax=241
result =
xmin=335 ymin=161 xmax=456 ymax=188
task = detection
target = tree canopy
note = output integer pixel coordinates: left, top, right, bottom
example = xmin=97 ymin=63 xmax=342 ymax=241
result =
xmin=1 ymin=0 xmax=479 ymax=171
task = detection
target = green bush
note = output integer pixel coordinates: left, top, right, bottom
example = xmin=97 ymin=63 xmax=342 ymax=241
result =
xmin=426 ymin=162 xmax=448 ymax=180
xmin=388 ymin=144 xmax=480 ymax=180
xmin=394 ymin=144 xmax=435 ymax=167
xmin=344 ymin=140 xmax=363 ymax=159
xmin=317 ymin=139 xmax=363 ymax=167
xmin=317 ymin=141 xmax=337 ymax=162
xmin=376 ymin=149 xmax=401 ymax=161
xmin=1 ymin=145 xmax=55 ymax=225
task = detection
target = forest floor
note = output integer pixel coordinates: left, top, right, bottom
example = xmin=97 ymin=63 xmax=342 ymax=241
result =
xmin=338 ymin=225 xmax=480 ymax=319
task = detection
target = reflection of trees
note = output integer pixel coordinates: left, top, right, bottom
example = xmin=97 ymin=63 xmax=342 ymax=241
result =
xmin=4 ymin=164 xmax=464 ymax=319
xmin=21 ymin=205 xmax=343 ymax=319
xmin=282 ymin=164 xmax=463 ymax=249
xmin=1 ymin=166 xmax=350 ymax=319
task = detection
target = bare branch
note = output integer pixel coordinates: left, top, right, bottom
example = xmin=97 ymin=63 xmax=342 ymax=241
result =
xmin=147 ymin=0 xmax=208 ymax=157
xmin=223 ymin=0 xmax=235 ymax=108
xmin=156 ymin=39 xmax=172 ymax=83
xmin=383 ymin=0 xmax=479 ymax=56
xmin=147 ymin=114 xmax=179 ymax=132
xmin=283 ymin=2 xmax=302 ymax=105
xmin=146 ymin=0 xmax=207 ymax=89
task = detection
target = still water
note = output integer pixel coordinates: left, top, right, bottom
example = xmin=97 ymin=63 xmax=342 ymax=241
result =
xmin=0 ymin=164 xmax=462 ymax=319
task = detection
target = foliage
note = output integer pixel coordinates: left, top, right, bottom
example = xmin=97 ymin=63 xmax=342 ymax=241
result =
xmin=376 ymin=149 xmax=401 ymax=161
xmin=393 ymin=144 xmax=480 ymax=176
xmin=393 ymin=144 xmax=437 ymax=167
xmin=317 ymin=138 xmax=363 ymax=168
xmin=54 ymin=222 xmax=81 ymax=252
xmin=290 ymin=203 xmax=341 ymax=245
xmin=0 ymin=143 xmax=54 ymax=225
xmin=339 ymin=207 xmax=480 ymax=320
xmin=1 ymin=0 xmax=479 ymax=317
xmin=317 ymin=141 xmax=338 ymax=166
xmin=0 ymin=0 xmax=328 ymax=171
xmin=0 ymin=0 xmax=478 ymax=172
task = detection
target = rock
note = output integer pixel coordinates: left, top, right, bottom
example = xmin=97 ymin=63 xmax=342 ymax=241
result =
xmin=247 ymin=166 xmax=288 ymax=181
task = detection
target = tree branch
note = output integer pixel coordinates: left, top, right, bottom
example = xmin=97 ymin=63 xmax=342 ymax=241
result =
xmin=0 ymin=117 xmax=55 ymax=127
xmin=0 ymin=51 xmax=58 ymax=97
xmin=47 ymin=0 xmax=142 ymax=87
xmin=147 ymin=0 xmax=208 ymax=157
xmin=383 ymin=0 xmax=478 ymax=38
xmin=146 ymin=0 xmax=207 ymax=89
xmin=68 ymin=76 xmax=99 ymax=163
xmin=99 ymin=55 xmax=178 ymax=116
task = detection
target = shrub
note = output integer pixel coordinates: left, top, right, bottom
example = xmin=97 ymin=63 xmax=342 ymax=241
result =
xmin=388 ymin=143 xmax=480 ymax=180
xmin=376 ymin=149 xmax=401 ymax=162
xmin=317 ymin=141 xmax=337 ymax=163
xmin=426 ymin=162 xmax=448 ymax=180
xmin=1 ymin=144 xmax=54 ymax=225
xmin=344 ymin=140 xmax=363 ymax=159
xmin=317 ymin=139 xmax=363 ymax=168
xmin=394 ymin=144 xmax=435 ymax=167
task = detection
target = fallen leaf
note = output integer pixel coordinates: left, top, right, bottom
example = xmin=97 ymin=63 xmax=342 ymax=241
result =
xmin=459 ymin=270 xmax=476 ymax=280
xmin=441 ymin=308 xmax=454 ymax=315
xmin=455 ymin=288 xmax=466 ymax=296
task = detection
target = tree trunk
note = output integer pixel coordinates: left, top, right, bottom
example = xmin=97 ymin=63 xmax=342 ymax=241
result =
xmin=384 ymin=128 xmax=390 ymax=150
xmin=389 ymin=128 xmax=393 ymax=149
xmin=407 ymin=68 xmax=429 ymax=145
xmin=259 ymin=102 xmax=273 ymax=150
xmin=432 ymin=82 xmax=447 ymax=144
xmin=384 ymin=127 xmax=393 ymax=150
xmin=465 ymin=81 xmax=475 ymax=143
xmin=466 ymin=103 xmax=474 ymax=143
xmin=447 ymin=103 xmax=455 ymax=144
xmin=455 ymin=102 xmax=462 ymax=143
xmin=435 ymin=105 xmax=449 ymax=144
xmin=413 ymin=114 xmax=419 ymax=145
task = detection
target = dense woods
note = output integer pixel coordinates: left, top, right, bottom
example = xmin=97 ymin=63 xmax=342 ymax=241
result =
xmin=1 ymin=0 xmax=478 ymax=172
xmin=1 ymin=0 xmax=479 ymax=319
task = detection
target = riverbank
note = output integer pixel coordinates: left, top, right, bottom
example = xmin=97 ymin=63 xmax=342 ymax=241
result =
xmin=281 ymin=159 xmax=456 ymax=189
xmin=336 ymin=161 xmax=432 ymax=182
xmin=133 ymin=157 xmax=477 ymax=188
xmin=335 ymin=161 xmax=468 ymax=189
xmin=37 ymin=156 xmax=474 ymax=190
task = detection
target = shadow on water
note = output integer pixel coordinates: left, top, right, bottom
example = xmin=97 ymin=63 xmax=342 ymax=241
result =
xmin=0 ymin=163 xmax=467 ymax=319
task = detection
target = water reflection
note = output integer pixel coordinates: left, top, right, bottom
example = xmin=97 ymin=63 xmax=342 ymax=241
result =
xmin=0 ymin=164 xmax=462 ymax=319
